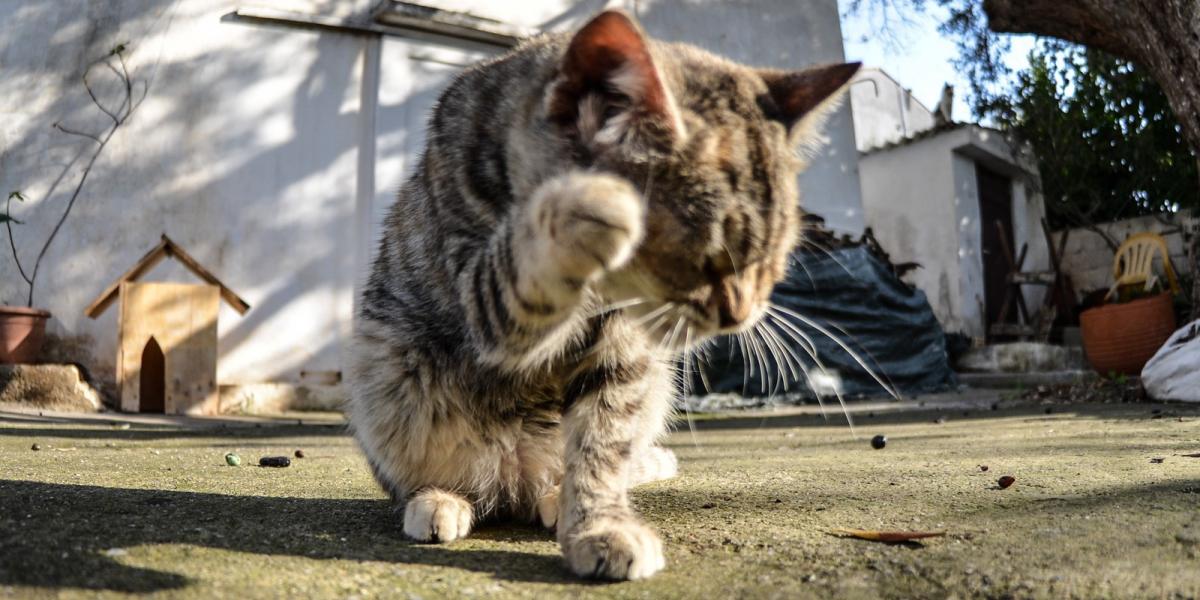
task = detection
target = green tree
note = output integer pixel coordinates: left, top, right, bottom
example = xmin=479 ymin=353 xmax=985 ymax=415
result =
xmin=984 ymin=42 xmax=1198 ymax=236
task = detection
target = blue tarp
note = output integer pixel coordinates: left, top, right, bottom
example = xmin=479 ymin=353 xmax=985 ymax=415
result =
xmin=693 ymin=246 xmax=957 ymax=399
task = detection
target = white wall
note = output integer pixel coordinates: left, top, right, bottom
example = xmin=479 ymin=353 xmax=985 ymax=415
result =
xmin=858 ymin=133 xmax=964 ymax=331
xmin=850 ymin=68 xmax=935 ymax=153
xmin=858 ymin=126 xmax=1049 ymax=338
xmin=1 ymin=0 xmax=863 ymax=390
xmin=1 ymin=0 xmax=373 ymax=385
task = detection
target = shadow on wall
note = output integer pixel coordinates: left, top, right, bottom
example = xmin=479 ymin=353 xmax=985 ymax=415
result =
xmin=0 ymin=1 xmax=383 ymax=383
xmin=0 ymin=480 xmax=575 ymax=593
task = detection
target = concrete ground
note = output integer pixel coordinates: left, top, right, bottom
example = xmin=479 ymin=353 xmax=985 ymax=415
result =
xmin=2 ymin=391 xmax=1199 ymax=599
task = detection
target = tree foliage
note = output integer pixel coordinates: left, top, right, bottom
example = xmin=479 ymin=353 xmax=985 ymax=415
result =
xmin=988 ymin=42 xmax=1198 ymax=230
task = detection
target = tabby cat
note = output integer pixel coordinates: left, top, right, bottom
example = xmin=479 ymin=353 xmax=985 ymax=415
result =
xmin=349 ymin=10 xmax=859 ymax=580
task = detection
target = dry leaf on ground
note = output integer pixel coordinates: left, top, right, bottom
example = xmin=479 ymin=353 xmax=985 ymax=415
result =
xmin=831 ymin=528 xmax=947 ymax=542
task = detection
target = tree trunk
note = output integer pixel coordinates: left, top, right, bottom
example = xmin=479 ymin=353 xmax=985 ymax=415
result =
xmin=983 ymin=0 xmax=1200 ymax=320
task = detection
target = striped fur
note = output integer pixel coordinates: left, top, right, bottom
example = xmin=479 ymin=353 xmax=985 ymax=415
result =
xmin=348 ymin=10 xmax=858 ymax=580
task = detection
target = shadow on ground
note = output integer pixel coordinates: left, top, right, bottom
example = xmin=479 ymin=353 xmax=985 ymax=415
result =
xmin=0 ymin=412 xmax=348 ymax=442
xmin=685 ymin=401 xmax=1197 ymax=431
xmin=0 ymin=480 xmax=573 ymax=593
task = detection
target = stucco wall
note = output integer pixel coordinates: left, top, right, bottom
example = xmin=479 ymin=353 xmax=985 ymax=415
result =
xmin=858 ymin=126 xmax=1049 ymax=338
xmin=850 ymin=68 xmax=935 ymax=153
xmin=1 ymin=0 xmax=374 ymax=385
xmin=2 ymin=0 xmax=863 ymax=389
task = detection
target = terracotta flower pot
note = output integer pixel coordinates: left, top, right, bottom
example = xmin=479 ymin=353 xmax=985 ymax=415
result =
xmin=1079 ymin=293 xmax=1176 ymax=376
xmin=0 ymin=305 xmax=51 ymax=364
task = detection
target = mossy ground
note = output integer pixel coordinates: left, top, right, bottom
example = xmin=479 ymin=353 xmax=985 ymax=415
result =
xmin=2 ymin=393 xmax=1199 ymax=599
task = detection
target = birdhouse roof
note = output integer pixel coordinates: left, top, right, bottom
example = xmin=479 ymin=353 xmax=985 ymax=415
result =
xmin=84 ymin=234 xmax=251 ymax=318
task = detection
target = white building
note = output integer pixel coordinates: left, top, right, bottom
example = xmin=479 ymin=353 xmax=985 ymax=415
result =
xmin=0 ymin=0 xmax=864 ymax=403
xmin=850 ymin=68 xmax=1050 ymax=340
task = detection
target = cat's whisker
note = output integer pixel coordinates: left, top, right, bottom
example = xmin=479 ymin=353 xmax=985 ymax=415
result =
xmin=761 ymin=320 xmax=801 ymax=388
xmin=584 ymin=297 xmax=649 ymax=319
xmin=631 ymin=302 xmax=673 ymax=329
xmin=680 ymin=326 xmax=700 ymax=447
xmin=769 ymin=303 xmax=898 ymax=400
xmin=788 ymin=252 xmax=818 ymax=289
xmin=797 ymin=240 xmax=857 ymax=281
xmin=666 ymin=316 xmax=686 ymax=353
xmin=766 ymin=306 xmax=818 ymax=359
xmin=694 ymin=339 xmax=713 ymax=396
xmin=744 ymin=325 xmax=769 ymax=395
xmin=720 ymin=241 xmax=742 ymax=280
xmin=824 ymin=319 xmax=900 ymax=398
xmin=735 ymin=332 xmax=751 ymax=395
xmin=751 ymin=322 xmax=786 ymax=395
xmin=656 ymin=311 xmax=678 ymax=353
xmin=765 ymin=308 xmax=830 ymax=423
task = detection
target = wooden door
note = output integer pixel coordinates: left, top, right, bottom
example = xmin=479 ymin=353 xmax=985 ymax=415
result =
xmin=977 ymin=165 xmax=1015 ymax=339
xmin=139 ymin=337 xmax=165 ymax=413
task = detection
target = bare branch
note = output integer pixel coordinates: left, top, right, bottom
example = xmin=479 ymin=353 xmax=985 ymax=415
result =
xmin=14 ymin=44 xmax=146 ymax=306
xmin=4 ymin=193 xmax=32 ymax=286
xmin=81 ymin=71 xmax=120 ymax=124
xmin=52 ymin=122 xmax=103 ymax=144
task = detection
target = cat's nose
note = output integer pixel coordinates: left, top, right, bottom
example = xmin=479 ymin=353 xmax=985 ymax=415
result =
xmin=716 ymin=292 xmax=752 ymax=329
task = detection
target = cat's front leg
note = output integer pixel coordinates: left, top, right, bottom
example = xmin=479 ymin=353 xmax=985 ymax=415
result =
xmin=557 ymin=348 xmax=672 ymax=580
xmin=520 ymin=172 xmax=644 ymax=308
xmin=464 ymin=171 xmax=644 ymax=365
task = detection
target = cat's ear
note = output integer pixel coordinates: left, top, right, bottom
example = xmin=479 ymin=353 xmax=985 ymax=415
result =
xmin=759 ymin=62 xmax=861 ymax=139
xmin=546 ymin=10 xmax=683 ymax=151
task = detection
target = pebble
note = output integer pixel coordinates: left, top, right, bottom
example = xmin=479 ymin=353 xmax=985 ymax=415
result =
xmin=979 ymin=465 xmax=989 ymax=472
xmin=30 ymin=443 xmax=41 ymax=451
xmin=998 ymin=475 xmax=1016 ymax=489
xmin=259 ymin=456 xmax=291 ymax=468
xmin=1150 ymin=457 xmax=1165 ymax=464
xmin=225 ymin=452 xmax=242 ymax=467
xmin=871 ymin=434 xmax=887 ymax=449
xmin=294 ymin=449 xmax=306 ymax=459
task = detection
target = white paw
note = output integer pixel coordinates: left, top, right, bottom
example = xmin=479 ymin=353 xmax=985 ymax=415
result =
xmin=537 ymin=490 xmax=559 ymax=530
xmin=403 ymin=489 xmax=473 ymax=543
xmin=630 ymin=446 xmax=678 ymax=486
xmin=532 ymin=172 xmax=644 ymax=281
xmin=561 ymin=516 xmax=665 ymax=580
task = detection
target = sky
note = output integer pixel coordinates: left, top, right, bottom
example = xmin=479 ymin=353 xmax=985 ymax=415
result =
xmin=837 ymin=0 xmax=1034 ymax=121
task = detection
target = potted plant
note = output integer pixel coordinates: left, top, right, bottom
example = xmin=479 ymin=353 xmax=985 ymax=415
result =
xmin=2 ymin=191 xmax=52 ymax=364
xmin=1 ymin=44 xmax=143 ymax=364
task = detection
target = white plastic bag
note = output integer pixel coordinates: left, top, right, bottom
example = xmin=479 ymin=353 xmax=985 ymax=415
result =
xmin=1141 ymin=319 xmax=1200 ymax=402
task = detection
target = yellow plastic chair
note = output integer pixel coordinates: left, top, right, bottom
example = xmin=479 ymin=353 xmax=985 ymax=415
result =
xmin=1105 ymin=232 xmax=1181 ymax=301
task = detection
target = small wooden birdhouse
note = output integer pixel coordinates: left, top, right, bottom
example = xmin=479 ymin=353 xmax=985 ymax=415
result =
xmin=84 ymin=235 xmax=249 ymax=415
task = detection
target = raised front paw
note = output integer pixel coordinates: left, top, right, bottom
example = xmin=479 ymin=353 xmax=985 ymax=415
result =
xmin=403 ymin=489 xmax=473 ymax=543
xmin=560 ymin=515 xmax=665 ymax=580
xmin=531 ymin=172 xmax=645 ymax=284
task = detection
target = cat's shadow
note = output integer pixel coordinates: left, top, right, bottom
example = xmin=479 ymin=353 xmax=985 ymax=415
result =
xmin=0 ymin=480 xmax=586 ymax=593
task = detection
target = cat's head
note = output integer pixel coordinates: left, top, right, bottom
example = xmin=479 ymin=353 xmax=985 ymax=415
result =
xmin=545 ymin=11 xmax=858 ymax=345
